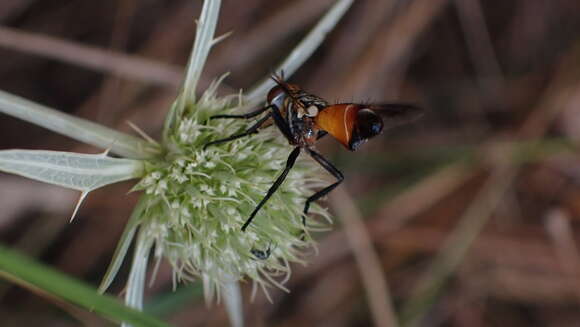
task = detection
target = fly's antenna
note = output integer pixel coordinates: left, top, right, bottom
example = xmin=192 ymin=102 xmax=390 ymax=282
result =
xmin=270 ymin=70 xmax=286 ymax=85
xmin=269 ymin=70 xmax=307 ymax=105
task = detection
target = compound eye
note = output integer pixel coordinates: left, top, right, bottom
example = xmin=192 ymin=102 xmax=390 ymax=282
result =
xmin=356 ymin=109 xmax=384 ymax=139
xmin=267 ymin=86 xmax=286 ymax=107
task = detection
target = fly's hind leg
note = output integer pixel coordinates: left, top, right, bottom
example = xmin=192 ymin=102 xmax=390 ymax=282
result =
xmin=302 ymin=148 xmax=344 ymax=227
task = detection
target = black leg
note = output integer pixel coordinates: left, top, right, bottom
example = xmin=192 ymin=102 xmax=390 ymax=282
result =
xmin=204 ymin=103 xmax=296 ymax=149
xmin=203 ymin=113 xmax=271 ymax=149
xmin=269 ymin=103 xmax=294 ymax=143
xmin=303 ymin=148 xmax=344 ymax=226
xmin=241 ymin=147 xmax=301 ymax=231
xmin=210 ymin=105 xmax=273 ymax=120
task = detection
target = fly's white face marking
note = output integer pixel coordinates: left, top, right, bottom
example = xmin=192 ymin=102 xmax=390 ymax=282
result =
xmin=306 ymin=105 xmax=318 ymax=117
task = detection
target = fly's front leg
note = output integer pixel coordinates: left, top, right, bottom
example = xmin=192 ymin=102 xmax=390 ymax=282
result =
xmin=204 ymin=103 xmax=295 ymax=149
xmin=203 ymin=113 xmax=271 ymax=149
xmin=204 ymin=104 xmax=274 ymax=149
xmin=268 ymin=102 xmax=294 ymax=143
xmin=209 ymin=104 xmax=273 ymax=120
xmin=303 ymin=148 xmax=344 ymax=226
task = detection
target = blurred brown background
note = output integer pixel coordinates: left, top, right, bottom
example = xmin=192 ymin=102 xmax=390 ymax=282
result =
xmin=2 ymin=0 xmax=580 ymax=326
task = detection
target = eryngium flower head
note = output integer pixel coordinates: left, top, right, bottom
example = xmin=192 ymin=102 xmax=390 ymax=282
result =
xmin=133 ymin=79 xmax=331 ymax=301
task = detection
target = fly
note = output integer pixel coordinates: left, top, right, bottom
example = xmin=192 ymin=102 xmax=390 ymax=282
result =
xmin=204 ymin=74 xmax=423 ymax=233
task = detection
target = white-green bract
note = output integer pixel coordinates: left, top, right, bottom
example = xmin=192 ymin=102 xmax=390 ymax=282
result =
xmin=0 ymin=1 xmax=354 ymax=326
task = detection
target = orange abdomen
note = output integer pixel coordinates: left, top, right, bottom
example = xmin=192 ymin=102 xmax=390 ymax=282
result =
xmin=314 ymin=104 xmax=359 ymax=149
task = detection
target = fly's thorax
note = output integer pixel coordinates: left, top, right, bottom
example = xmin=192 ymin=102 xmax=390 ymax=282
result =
xmin=290 ymin=115 xmax=319 ymax=146
xmin=298 ymin=93 xmax=328 ymax=109
xmin=266 ymin=81 xmax=328 ymax=147
xmin=294 ymin=90 xmax=327 ymax=119
xmin=284 ymin=97 xmax=323 ymax=146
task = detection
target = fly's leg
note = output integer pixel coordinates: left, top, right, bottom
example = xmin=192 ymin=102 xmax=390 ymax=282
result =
xmin=206 ymin=98 xmax=300 ymax=232
xmin=203 ymin=113 xmax=271 ymax=149
xmin=302 ymin=148 xmax=344 ymax=226
xmin=204 ymin=102 xmax=295 ymax=148
xmin=268 ymin=101 xmax=294 ymax=143
xmin=241 ymin=147 xmax=301 ymax=231
xmin=316 ymin=131 xmax=328 ymax=140
xmin=209 ymin=104 xmax=273 ymax=120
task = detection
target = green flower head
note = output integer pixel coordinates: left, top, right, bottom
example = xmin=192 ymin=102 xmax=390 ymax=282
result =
xmin=133 ymin=78 xmax=330 ymax=300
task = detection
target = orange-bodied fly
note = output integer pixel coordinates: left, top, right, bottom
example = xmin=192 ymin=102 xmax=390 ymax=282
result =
xmin=205 ymin=74 xmax=423 ymax=257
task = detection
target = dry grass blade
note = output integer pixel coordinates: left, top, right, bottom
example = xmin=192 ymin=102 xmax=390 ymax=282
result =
xmin=209 ymin=0 xmax=334 ymax=76
xmin=400 ymin=165 xmax=517 ymax=326
xmin=545 ymin=208 xmax=580 ymax=302
xmin=336 ymin=0 xmax=450 ymax=98
xmin=400 ymin=41 xmax=580 ymax=327
xmin=0 ymin=26 xmax=182 ymax=86
xmin=330 ymin=187 xmax=398 ymax=327
xmin=371 ymin=163 xmax=476 ymax=234
xmin=454 ymin=0 xmax=505 ymax=108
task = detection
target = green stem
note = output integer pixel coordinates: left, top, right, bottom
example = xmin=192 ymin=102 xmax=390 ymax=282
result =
xmin=0 ymin=244 xmax=168 ymax=327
